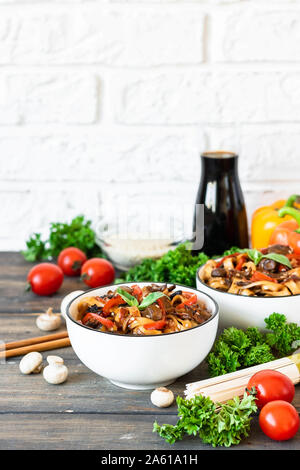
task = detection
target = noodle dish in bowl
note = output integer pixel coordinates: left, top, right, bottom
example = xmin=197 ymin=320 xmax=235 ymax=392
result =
xmin=197 ymin=245 xmax=300 ymax=329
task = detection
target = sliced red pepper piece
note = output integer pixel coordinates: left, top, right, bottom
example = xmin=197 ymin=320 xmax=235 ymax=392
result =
xmin=82 ymin=312 xmax=114 ymax=329
xmin=236 ymin=256 xmax=246 ymax=271
xmin=250 ymin=271 xmax=278 ymax=283
xmin=143 ymin=320 xmax=167 ymax=330
xmin=181 ymin=291 xmax=195 ymax=298
xmin=157 ymin=298 xmax=166 ymax=320
xmin=132 ymin=284 xmax=143 ymax=302
xmin=176 ymin=293 xmax=197 ymax=310
xmin=286 ymin=253 xmax=300 ymax=266
xmin=287 ymin=253 xmax=300 ymax=259
xmin=102 ymin=295 xmax=123 ymax=315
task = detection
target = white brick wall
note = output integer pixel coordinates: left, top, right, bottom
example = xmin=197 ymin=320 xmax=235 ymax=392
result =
xmin=0 ymin=73 xmax=98 ymax=124
xmin=1 ymin=0 xmax=300 ymax=250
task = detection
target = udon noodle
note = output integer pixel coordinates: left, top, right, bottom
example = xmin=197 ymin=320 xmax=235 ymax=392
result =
xmin=199 ymin=244 xmax=300 ymax=297
xmin=76 ymin=284 xmax=212 ymax=335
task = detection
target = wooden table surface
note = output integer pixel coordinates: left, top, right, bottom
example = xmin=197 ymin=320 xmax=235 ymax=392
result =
xmin=1 ymin=252 xmax=300 ymax=450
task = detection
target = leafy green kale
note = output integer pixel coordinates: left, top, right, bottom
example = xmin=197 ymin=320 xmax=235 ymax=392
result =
xmin=118 ymin=243 xmax=209 ymax=287
xmin=153 ymin=393 xmax=257 ymax=448
xmin=207 ymin=313 xmax=300 ymax=377
xmin=22 ymin=215 xmax=102 ymax=261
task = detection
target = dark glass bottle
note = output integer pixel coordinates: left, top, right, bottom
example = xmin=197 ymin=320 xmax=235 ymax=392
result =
xmin=193 ymin=151 xmax=249 ymax=256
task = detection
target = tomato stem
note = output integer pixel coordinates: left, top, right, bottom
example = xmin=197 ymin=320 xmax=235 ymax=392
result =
xmin=25 ymin=282 xmax=32 ymax=293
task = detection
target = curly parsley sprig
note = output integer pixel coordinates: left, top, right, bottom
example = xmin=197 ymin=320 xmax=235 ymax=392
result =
xmin=153 ymin=393 xmax=257 ymax=447
xmin=116 ymin=243 xmax=234 ymax=287
xmin=207 ymin=313 xmax=300 ymax=377
xmin=22 ymin=215 xmax=102 ymax=261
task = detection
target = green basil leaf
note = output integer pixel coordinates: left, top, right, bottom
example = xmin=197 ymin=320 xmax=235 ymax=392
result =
xmin=262 ymin=253 xmax=292 ymax=269
xmin=245 ymin=249 xmax=263 ymax=265
xmin=116 ymin=288 xmax=139 ymax=307
xmin=139 ymin=292 xmax=167 ymax=310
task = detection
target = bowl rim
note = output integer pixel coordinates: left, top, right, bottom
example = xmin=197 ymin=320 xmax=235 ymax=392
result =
xmin=196 ymin=263 xmax=300 ymax=299
xmin=66 ymin=281 xmax=219 ymax=338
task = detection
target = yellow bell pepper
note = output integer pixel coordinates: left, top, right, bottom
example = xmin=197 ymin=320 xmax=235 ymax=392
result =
xmin=251 ymin=195 xmax=300 ymax=249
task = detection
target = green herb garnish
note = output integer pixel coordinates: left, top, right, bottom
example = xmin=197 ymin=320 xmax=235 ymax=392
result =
xmin=116 ymin=288 xmax=139 ymax=307
xmin=139 ymin=292 xmax=167 ymax=309
xmin=207 ymin=313 xmax=300 ymax=377
xmin=22 ymin=215 xmax=102 ymax=261
xmin=263 ymin=253 xmax=292 ymax=269
xmin=116 ymin=288 xmax=167 ymax=309
xmin=265 ymin=313 xmax=300 ymax=356
xmin=244 ymin=249 xmax=291 ymax=268
xmin=153 ymin=392 xmax=257 ymax=447
xmin=22 ymin=233 xmax=49 ymax=262
xmin=245 ymin=249 xmax=263 ymax=265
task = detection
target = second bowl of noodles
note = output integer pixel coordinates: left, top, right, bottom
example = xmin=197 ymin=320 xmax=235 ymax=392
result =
xmin=196 ymin=246 xmax=300 ymax=329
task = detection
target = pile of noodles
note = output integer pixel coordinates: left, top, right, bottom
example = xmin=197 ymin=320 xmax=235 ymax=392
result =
xmin=77 ymin=291 xmax=207 ymax=335
xmin=200 ymin=253 xmax=300 ymax=297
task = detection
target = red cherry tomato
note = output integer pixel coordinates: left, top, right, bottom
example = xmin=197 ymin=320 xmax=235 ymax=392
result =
xmin=58 ymin=247 xmax=87 ymax=276
xmin=27 ymin=263 xmax=64 ymax=296
xmin=259 ymin=400 xmax=300 ymax=441
xmin=81 ymin=258 xmax=115 ymax=288
xmin=247 ymin=370 xmax=295 ymax=409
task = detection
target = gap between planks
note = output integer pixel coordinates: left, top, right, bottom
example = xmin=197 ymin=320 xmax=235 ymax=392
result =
xmin=0 ymin=312 xmax=60 ymax=316
xmin=0 ymin=410 xmax=180 ymax=416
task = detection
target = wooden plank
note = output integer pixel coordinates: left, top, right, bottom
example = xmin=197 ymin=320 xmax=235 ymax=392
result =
xmin=1 ymin=251 xmax=300 ymax=450
xmin=2 ymin=359 xmax=300 ymax=414
xmin=0 ymin=359 xmax=210 ymax=414
xmin=0 ymin=252 xmax=87 ymax=313
xmin=2 ymin=313 xmax=300 ymax=415
xmin=0 ymin=313 xmax=210 ymax=415
xmin=0 ymin=413 xmax=299 ymax=450
xmin=0 ymin=314 xmax=69 ymax=344
xmin=0 ymin=251 xmax=120 ymax=314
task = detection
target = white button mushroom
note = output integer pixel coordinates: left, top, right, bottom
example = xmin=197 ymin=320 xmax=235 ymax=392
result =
xmin=151 ymin=387 xmax=174 ymax=408
xmin=36 ymin=308 xmax=62 ymax=332
xmin=43 ymin=355 xmax=68 ymax=384
xmin=19 ymin=352 xmax=43 ymax=375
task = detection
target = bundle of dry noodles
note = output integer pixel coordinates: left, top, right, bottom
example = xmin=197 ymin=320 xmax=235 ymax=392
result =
xmin=184 ymin=354 xmax=300 ymax=403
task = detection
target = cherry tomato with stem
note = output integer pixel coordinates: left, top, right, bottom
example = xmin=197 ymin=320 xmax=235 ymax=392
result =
xmin=58 ymin=247 xmax=87 ymax=276
xmin=247 ymin=369 xmax=295 ymax=409
xmin=259 ymin=400 xmax=299 ymax=441
xmin=27 ymin=263 xmax=64 ymax=296
xmin=81 ymin=258 xmax=115 ymax=288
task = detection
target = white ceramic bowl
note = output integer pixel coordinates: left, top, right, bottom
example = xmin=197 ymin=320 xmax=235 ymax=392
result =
xmin=61 ymin=282 xmax=219 ymax=390
xmin=197 ymin=264 xmax=300 ymax=330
